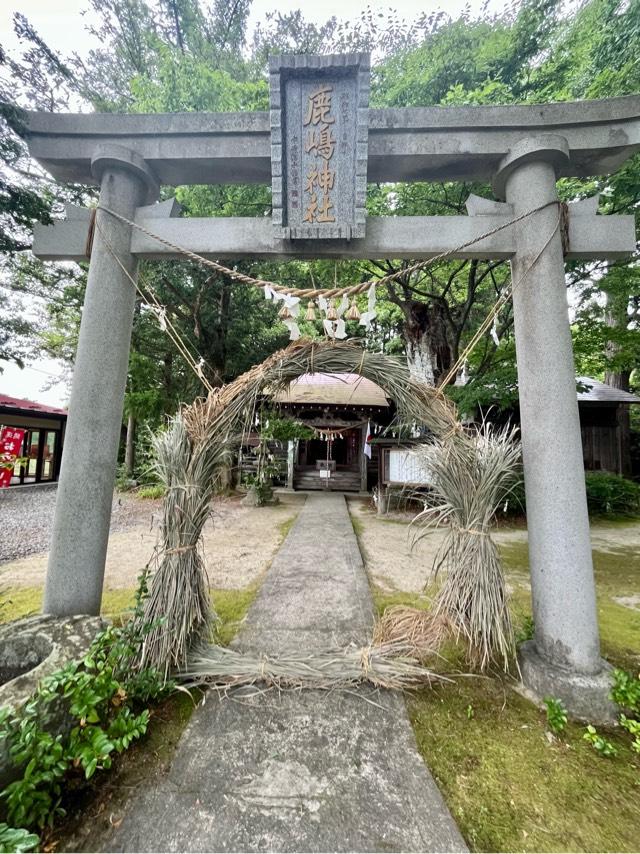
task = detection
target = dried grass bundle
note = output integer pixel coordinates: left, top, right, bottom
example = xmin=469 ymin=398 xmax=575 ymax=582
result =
xmin=181 ymin=641 xmax=449 ymax=691
xmin=138 ymin=416 xmax=233 ymax=677
xmin=411 ymin=424 xmax=522 ymax=671
xmin=372 ymin=605 xmax=448 ymax=662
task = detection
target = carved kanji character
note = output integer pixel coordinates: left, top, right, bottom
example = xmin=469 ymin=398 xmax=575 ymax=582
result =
xmin=305 ymin=125 xmax=336 ymax=161
xmin=303 ymin=193 xmax=318 ymax=223
xmin=316 ymin=193 xmax=335 ymax=223
xmin=303 ymin=85 xmax=335 ymax=126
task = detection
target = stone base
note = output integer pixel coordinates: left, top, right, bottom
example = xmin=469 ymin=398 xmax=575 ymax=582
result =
xmin=518 ymin=640 xmax=617 ymax=724
xmin=0 ymin=615 xmax=106 ymax=792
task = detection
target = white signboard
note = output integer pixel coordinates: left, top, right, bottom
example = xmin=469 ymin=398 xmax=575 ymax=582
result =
xmin=387 ymin=449 xmax=432 ymax=485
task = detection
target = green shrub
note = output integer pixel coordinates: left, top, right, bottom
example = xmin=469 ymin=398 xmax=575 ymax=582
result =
xmin=583 ymin=725 xmax=618 ymax=757
xmin=544 ymin=697 xmax=568 ymax=734
xmin=137 ymin=484 xmax=165 ymax=500
xmin=114 ymin=463 xmax=135 ymax=492
xmin=0 ymin=573 xmax=171 ymax=834
xmin=0 ymin=824 xmax=39 ymax=853
xmin=503 ymin=471 xmax=640 ymax=518
xmin=584 ymin=472 xmax=640 ymax=517
xmin=610 ymin=668 xmax=640 ymax=714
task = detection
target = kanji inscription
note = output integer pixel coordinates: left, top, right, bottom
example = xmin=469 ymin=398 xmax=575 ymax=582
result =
xmin=269 ymin=53 xmax=370 ymax=240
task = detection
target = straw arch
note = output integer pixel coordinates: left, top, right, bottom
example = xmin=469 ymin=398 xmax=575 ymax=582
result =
xmin=182 ymin=338 xmax=460 ymax=447
xmin=141 ymin=339 xmax=463 ymax=675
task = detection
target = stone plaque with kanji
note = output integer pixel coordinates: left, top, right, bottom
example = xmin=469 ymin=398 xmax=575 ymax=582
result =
xmin=269 ymin=53 xmax=370 ymax=241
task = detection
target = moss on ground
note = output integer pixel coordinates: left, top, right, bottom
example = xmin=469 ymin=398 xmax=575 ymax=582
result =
xmin=211 ymin=585 xmax=259 ymax=645
xmin=408 ymin=679 xmax=640 ymax=853
xmin=276 ymin=515 xmax=296 ymax=541
xmin=363 ymin=520 xmax=640 ymax=853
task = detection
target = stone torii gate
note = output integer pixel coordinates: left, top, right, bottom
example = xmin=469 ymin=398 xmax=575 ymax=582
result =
xmin=24 ymin=53 xmax=638 ymax=718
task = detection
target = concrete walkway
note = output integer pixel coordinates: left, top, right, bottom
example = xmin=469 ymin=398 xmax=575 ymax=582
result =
xmin=107 ymin=493 xmax=466 ymax=853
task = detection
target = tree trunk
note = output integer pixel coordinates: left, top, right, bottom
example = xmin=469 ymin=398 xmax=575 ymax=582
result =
xmin=124 ymin=413 xmax=136 ymax=477
xmin=404 ymin=300 xmax=455 ymax=386
xmin=604 ymin=287 xmax=632 ymax=476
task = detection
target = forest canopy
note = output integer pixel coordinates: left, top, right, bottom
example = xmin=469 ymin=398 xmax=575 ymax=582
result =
xmin=0 ymin=0 xmax=638 ymax=471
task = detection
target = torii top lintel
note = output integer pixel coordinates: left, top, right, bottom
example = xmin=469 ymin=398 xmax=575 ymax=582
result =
xmin=23 ymin=94 xmax=640 ymax=190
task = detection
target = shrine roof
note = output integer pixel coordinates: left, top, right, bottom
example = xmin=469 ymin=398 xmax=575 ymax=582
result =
xmin=0 ymin=393 xmax=67 ymax=416
xmin=576 ymin=377 xmax=640 ymax=405
xmin=273 ymin=373 xmax=390 ymax=409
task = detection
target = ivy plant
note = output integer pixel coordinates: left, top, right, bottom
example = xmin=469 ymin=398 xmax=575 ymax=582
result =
xmin=0 ymin=572 xmax=171 ymax=833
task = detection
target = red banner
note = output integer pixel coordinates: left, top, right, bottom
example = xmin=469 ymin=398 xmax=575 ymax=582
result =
xmin=0 ymin=427 xmax=26 ymax=488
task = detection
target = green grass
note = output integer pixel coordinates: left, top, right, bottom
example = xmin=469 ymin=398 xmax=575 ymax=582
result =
xmin=1 ymin=584 xmax=259 ymax=648
xmin=359 ymin=516 xmax=640 ymax=853
xmin=0 ymin=587 xmax=138 ymax=623
xmin=136 ymin=484 xmax=165 ymax=499
xmin=498 ymin=539 xmax=640 ymax=670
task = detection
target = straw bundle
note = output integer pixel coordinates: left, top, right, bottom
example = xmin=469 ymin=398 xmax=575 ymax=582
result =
xmin=181 ymin=641 xmax=449 ymax=691
xmin=138 ymin=416 xmax=233 ymax=677
xmin=372 ymin=606 xmax=448 ymax=662
xmin=411 ymin=424 xmax=522 ymax=671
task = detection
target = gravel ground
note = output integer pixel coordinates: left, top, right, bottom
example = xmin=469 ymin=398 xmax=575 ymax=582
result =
xmin=347 ymin=497 xmax=640 ymax=596
xmin=0 ymin=485 xmax=159 ymax=564
xmin=0 ymin=487 xmax=304 ymax=591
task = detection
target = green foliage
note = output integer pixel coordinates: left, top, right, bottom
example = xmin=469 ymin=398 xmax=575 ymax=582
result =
xmin=0 ymin=824 xmax=39 ymax=854
xmin=515 ymin=614 xmax=535 ymax=644
xmin=610 ymin=668 xmax=640 ymax=714
xmin=611 ymin=669 xmax=640 ymax=752
xmin=584 ymin=473 xmax=640 ymax=518
xmin=619 ymin=715 xmax=640 ymax=754
xmin=114 ymin=463 xmax=135 ymax=492
xmin=503 ymin=473 xmax=640 ymax=518
xmin=544 ymin=697 xmax=568 ymax=734
xmin=137 ymin=484 xmax=165 ymax=500
xmin=259 ymin=411 xmax=314 ymax=443
xmin=0 ymin=573 xmax=170 ymax=833
xmin=583 ymin=725 xmax=618 ymax=758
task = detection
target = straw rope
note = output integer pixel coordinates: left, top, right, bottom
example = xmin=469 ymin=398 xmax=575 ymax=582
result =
xmin=438 ymin=202 xmax=563 ymax=387
xmin=96 ymin=199 xmax=560 ymax=299
xmin=94 ymin=218 xmax=217 ymax=394
xmin=94 ymin=198 xmax=565 ymax=392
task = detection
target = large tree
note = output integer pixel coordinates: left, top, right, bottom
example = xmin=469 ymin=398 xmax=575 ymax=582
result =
xmin=2 ymin=0 xmax=638 ymax=472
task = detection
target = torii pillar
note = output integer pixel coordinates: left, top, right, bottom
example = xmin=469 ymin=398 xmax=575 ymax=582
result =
xmin=43 ymin=146 xmax=158 ymax=616
xmin=494 ymin=136 xmax=615 ymax=721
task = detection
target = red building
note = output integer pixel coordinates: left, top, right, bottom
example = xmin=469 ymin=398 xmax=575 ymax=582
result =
xmin=0 ymin=394 xmax=67 ymax=486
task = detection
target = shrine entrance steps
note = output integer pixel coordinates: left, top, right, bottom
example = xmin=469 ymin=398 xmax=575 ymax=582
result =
xmin=293 ymin=466 xmax=362 ymax=492
xmin=106 ymin=493 xmax=466 ymax=853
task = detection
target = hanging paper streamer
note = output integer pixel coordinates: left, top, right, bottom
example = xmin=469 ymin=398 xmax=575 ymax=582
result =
xmin=322 ymin=294 xmax=349 ymax=339
xmin=283 ymin=318 xmax=301 ymax=340
xmin=490 ymin=314 xmax=500 ymax=346
xmin=333 ymin=318 xmax=347 ymax=339
xmin=359 ymin=283 xmax=377 ymax=330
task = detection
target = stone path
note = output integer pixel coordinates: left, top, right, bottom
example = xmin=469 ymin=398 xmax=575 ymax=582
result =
xmin=107 ymin=493 xmax=466 ymax=853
